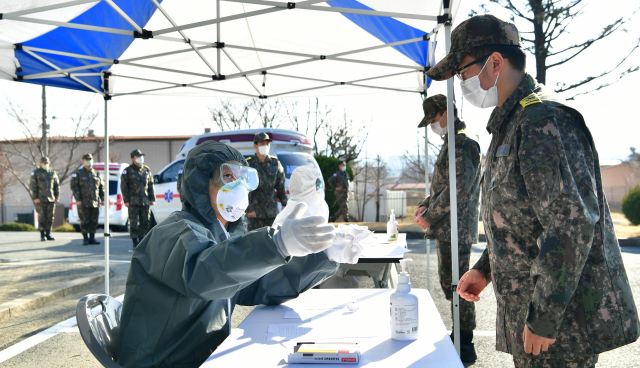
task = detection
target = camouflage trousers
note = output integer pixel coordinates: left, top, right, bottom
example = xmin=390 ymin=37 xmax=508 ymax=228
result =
xmin=78 ymin=206 xmax=99 ymax=235
xmin=128 ymin=205 xmax=150 ymax=239
xmin=248 ymin=217 xmax=275 ymax=231
xmin=436 ymin=240 xmax=476 ymax=332
xmin=36 ymin=202 xmax=55 ymax=232
xmin=333 ymin=192 xmax=349 ymax=221
xmin=513 ymin=354 xmax=598 ymax=368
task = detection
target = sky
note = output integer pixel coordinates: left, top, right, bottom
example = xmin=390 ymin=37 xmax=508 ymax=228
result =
xmin=1 ymin=0 xmax=639 ymax=168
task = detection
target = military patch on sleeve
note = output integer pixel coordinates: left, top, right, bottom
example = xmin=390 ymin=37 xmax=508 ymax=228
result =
xmin=31 ymin=172 xmax=34 ymax=176
xmin=72 ymin=173 xmax=76 ymax=177
xmin=333 ymin=173 xmax=337 ymax=176
xmin=520 ymin=93 xmax=542 ymax=108
xmin=178 ymin=169 xmax=182 ymax=174
xmin=122 ymin=170 xmax=127 ymax=174
xmin=496 ymin=144 xmax=511 ymax=157
xmin=246 ymin=156 xmax=252 ymax=160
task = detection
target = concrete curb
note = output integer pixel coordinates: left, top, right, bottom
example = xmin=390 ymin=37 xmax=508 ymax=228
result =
xmin=0 ymin=269 xmax=111 ymax=323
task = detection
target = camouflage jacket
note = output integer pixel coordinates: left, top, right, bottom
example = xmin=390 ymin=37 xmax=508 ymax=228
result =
xmin=418 ymin=119 xmax=481 ymax=244
xmin=471 ymin=74 xmax=639 ymax=357
xmin=246 ymin=155 xmax=288 ymax=218
xmin=121 ymin=164 xmax=155 ymax=206
xmin=29 ymin=167 xmax=59 ymax=203
xmin=328 ymin=170 xmax=349 ymax=198
xmin=70 ymin=166 xmax=104 ymax=208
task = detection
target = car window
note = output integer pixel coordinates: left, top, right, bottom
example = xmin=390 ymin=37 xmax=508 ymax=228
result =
xmin=159 ymin=160 xmax=185 ymax=183
xmin=277 ymin=154 xmax=317 ymax=179
xmin=109 ymin=180 xmax=118 ymax=195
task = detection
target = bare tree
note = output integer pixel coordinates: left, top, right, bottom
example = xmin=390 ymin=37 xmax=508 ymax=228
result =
xmin=323 ymin=111 xmax=368 ymax=163
xmin=352 ymin=158 xmax=372 ymax=222
xmin=625 ymin=147 xmax=640 ymax=165
xmin=371 ymin=155 xmax=388 ymax=222
xmin=401 ymin=133 xmax=440 ymax=183
xmin=208 ymin=99 xmax=250 ymax=131
xmin=471 ymin=1 xmax=640 ymax=98
xmin=249 ymin=99 xmax=284 ymax=128
xmin=283 ymin=98 xmax=333 ymax=154
xmin=0 ymin=100 xmax=101 ymax=197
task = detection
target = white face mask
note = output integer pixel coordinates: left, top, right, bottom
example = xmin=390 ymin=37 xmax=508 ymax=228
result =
xmin=41 ymin=164 xmax=49 ymax=171
xmin=215 ymin=185 xmax=249 ymax=222
xmin=84 ymin=160 xmax=93 ymax=167
xmin=135 ymin=156 xmax=144 ymax=164
xmin=460 ymin=57 xmax=500 ymax=109
xmin=430 ymin=118 xmax=447 ymax=136
xmin=258 ymin=144 xmax=270 ymax=156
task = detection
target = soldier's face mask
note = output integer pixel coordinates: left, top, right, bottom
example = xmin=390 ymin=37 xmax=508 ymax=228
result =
xmin=41 ymin=164 xmax=49 ymax=171
xmin=258 ymin=144 xmax=270 ymax=156
xmin=431 ymin=114 xmax=447 ymax=136
xmin=135 ymin=156 xmax=144 ymax=165
xmin=84 ymin=160 xmax=93 ymax=167
xmin=459 ymin=57 xmax=500 ymax=109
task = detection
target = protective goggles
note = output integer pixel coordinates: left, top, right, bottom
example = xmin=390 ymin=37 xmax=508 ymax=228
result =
xmin=211 ymin=163 xmax=259 ymax=191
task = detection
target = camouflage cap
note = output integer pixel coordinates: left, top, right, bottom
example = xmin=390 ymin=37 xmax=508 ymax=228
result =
xmin=426 ymin=14 xmax=521 ymax=81
xmin=40 ymin=156 xmax=50 ymax=164
xmin=418 ymin=94 xmax=457 ymax=128
xmin=82 ymin=153 xmax=93 ymax=160
xmin=130 ymin=149 xmax=145 ymax=158
xmin=254 ymin=132 xmax=272 ymax=144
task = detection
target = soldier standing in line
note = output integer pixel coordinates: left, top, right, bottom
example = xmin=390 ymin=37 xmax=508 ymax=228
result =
xmin=29 ymin=156 xmax=59 ymax=241
xmin=70 ymin=153 xmax=104 ymax=246
xmin=121 ymin=149 xmax=155 ymax=248
xmin=428 ymin=14 xmax=639 ymax=367
xmin=413 ymin=95 xmax=482 ymax=363
xmin=328 ymin=161 xmax=349 ymax=222
xmin=246 ymin=133 xmax=288 ymax=231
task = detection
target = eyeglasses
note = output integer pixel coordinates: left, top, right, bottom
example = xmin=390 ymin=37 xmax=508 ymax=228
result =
xmin=211 ymin=163 xmax=259 ymax=191
xmin=454 ymin=53 xmax=506 ymax=81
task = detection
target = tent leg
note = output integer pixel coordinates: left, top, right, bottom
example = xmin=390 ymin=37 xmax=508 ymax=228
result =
xmin=104 ymin=98 xmax=110 ymax=296
xmin=444 ymin=21 xmax=461 ymax=357
xmin=217 ymin=0 xmax=221 ymax=73
xmin=424 ymin=126 xmax=430 ymax=291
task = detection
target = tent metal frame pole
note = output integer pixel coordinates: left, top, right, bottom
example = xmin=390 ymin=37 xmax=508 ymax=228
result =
xmin=22 ymin=62 xmax=112 ymax=80
xmin=444 ymin=16 xmax=461 ymax=357
xmin=222 ymin=0 xmax=438 ymax=21
xmin=217 ymin=0 xmax=221 ymax=74
xmin=112 ymin=85 xmax=183 ymax=97
xmin=269 ymin=83 xmax=338 ymax=98
xmin=1 ymin=14 xmax=133 ymax=36
xmin=425 ymin=126 xmax=431 ymax=292
xmin=104 ymin=0 xmax=143 ymax=33
xmin=2 ymin=0 xmax=99 ymax=17
xmin=119 ymin=61 xmax=213 ymax=78
xmin=110 ymin=73 xmax=180 ymax=85
xmin=23 ymin=49 xmax=106 ymax=94
xmin=21 ymin=46 xmax=115 ymax=63
xmin=189 ymin=85 xmax=257 ymax=98
xmin=149 ymin=0 xmax=220 ymax=77
xmin=104 ymin=98 xmax=110 ymax=296
xmin=221 ymin=48 xmax=262 ymax=95
xmin=153 ymin=0 xmax=327 ymax=36
xmin=121 ymin=47 xmax=206 ymax=63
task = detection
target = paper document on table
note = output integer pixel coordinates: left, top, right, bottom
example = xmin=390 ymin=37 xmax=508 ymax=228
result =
xmin=359 ymin=243 xmax=411 ymax=258
xmin=268 ymin=325 xmax=312 ymax=341
xmin=283 ymin=310 xmax=337 ymax=320
xmin=267 ymin=322 xmax=379 ymax=342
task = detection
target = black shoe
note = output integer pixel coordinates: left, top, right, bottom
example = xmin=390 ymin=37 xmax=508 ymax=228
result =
xmin=82 ymin=233 xmax=89 ymax=246
xmin=45 ymin=231 xmax=55 ymax=241
xmin=132 ymin=237 xmax=139 ymax=248
xmin=329 ymin=216 xmax=336 ymax=223
xmin=88 ymin=233 xmax=100 ymax=245
xmin=40 ymin=231 xmax=47 ymax=241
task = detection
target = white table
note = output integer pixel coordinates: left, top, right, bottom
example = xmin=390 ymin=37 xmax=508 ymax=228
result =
xmin=202 ymin=289 xmax=463 ymax=368
xmin=338 ymin=233 xmax=408 ymax=289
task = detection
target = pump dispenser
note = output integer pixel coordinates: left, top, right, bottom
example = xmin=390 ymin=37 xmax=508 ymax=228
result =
xmin=391 ymin=259 xmax=419 ymax=340
xmin=387 ymin=209 xmax=399 ymax=242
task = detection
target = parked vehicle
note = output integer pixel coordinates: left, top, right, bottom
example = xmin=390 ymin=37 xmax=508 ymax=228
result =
xmin=152 ymin=128 xmax=321 ymax=225
xmin=69 ymin=163 xmax=129 ymax=232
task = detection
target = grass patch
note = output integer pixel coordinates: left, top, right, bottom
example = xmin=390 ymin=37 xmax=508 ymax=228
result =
xmin=0 ymin=222 xmax=37 ymax=231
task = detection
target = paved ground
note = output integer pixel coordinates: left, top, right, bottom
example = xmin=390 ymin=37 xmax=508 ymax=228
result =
xmin=1 ymin=232 xmax=640 ymax=367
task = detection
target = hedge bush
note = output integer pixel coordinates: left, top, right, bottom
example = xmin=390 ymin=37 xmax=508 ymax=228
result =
xmin=622 ymin=185 xmax=640 ymax=226
xmin=314 ymin=155 xmax=354 ymax=218
xmin=0 ymin=222 xmax=37 ymax=231
xmin=53 ymin=221 xmax=76 ymax=232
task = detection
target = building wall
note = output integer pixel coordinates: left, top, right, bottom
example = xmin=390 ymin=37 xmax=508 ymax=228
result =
xmin=601 ymin=164 xmax=640 ymax=208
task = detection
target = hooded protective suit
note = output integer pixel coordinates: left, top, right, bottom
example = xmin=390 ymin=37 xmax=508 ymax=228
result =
xmin=116 ymin=141 xmax=338 ymax=368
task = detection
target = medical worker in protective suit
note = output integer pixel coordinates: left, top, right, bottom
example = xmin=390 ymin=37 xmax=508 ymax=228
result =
xmin=117 ymin=141 xmax=340 ymax=368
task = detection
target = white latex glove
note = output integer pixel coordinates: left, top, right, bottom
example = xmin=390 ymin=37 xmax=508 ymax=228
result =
xmin=273 ymin=202 xmax=336 ymax=257
xmin=325 ymin=232 xmax=364 ymax=264
xmin=337 ymin=224 xmax=373 ymax=244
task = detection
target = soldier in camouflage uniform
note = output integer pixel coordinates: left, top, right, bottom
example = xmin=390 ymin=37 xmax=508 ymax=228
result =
xmin=328 ymin=161 xmax=349 ymax=222
xmin=29 ymin=156 xmax=59 ymax=241
xmin=428 ymin=14 xmax=639 ymax=367
xmin=121 ymin=149 xmax=155 ymax=248
xmin=246 ymin=133 xmax=288 ymax=231
xmin=414 ymin=95 xmax=482 ymax=363
xmin=70 ymin=153 xmax=104 ymax=246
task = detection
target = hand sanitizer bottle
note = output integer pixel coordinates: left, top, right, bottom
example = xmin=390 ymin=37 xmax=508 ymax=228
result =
xmin=387 ymin=209 xmax=399 ymax=242
xmin=391 ymin=259 xmax=418 ymax=341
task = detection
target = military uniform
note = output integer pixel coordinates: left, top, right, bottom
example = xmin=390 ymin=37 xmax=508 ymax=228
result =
xmin=246 ymin=154 xmax=288 ymax=230
xmin=70 ymin=163 xmax=104 ymax=243
xmin=418 ymin=118 xmax=482 ymax=334
xmin=328 ymin=170 xmax=349 ymax=221
xmin=426 ymin=14 xmax=639 ymax=366
xmin=29 ymin=162 xmax=59 ymax=238
xmin=121 ymin=162 xmax=155 ymax=240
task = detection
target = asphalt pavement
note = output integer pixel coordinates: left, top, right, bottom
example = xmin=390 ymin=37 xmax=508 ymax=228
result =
xmin=1 ymin=233 xmax=640 ymax=367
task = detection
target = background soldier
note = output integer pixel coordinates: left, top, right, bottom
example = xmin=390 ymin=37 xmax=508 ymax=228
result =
xmin=328 ymin=161 xmax=349 ymax=222
xmin=70 ymin=153 xmax=104 ymax=246
xmin=29 ymin=156 xmax=59 ymax=241
xmin=121 ymin=149 xmax=155 ymax=248
xmin=429 ymin=14 xmax=639 ymax=367
xmin=413 ymin=95 xmax=482 ymax=363
xmin=246 ymin=133 xmax=288 ymax=231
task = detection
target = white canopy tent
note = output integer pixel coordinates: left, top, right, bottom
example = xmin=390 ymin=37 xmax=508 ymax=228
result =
xmin=0 ymin=0 xmax=464 ymax=354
